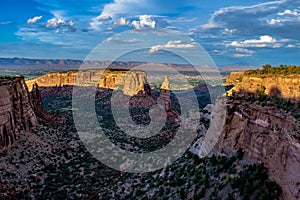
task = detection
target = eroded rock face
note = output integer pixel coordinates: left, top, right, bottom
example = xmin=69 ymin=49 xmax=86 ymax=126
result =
xmin=224 ymin=72 xmax=245 ymax=86
xmin=0 ymin=77 xmax=37 ymax=151
xmin=225 ymin=72 xmax=300 ymax=100
xmin=215 ymin=99 xmax=300 ymax=200
xmin=26 ymin=69 xmax=147 ymax=96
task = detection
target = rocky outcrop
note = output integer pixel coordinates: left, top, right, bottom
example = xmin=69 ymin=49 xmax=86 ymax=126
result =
xmin=225 ymin=72 xmax=300 ymax=100
xmin=224 ymin=72 xmax=245 ymax=85
xmin=0 ymin=77 xmax=37 ymax=151
xmin=214 ymin=99 xmax=300 ymax=200
xmin=160 ymin=76 xmax=170 ymax=90
xmin=26 ymin=69 xmax=147 ymax=96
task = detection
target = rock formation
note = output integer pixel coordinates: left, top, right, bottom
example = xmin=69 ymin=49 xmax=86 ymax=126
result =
xmin=160 ymin=76 xmax=170 ymax=90
xmin=26 ymin=69 xmax=147 ymax=96
xmin=224 ymin=71 xmax=245 ymax=85
xmin=0 ymin=77 xmax=37 ymax=151
xmin=225 ymin=72 xmax=300 ymax=100
xmin=212 ymin=99 xmax=300 ymax=200
xmin=128 ymin=75 xmax=179 ymax=125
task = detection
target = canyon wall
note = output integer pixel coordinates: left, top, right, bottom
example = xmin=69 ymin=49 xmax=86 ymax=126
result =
xmin=0 ymin=77 xmax=37 ymax=151
xmin=224 ymin=71 xmax=245 ymax=85
xmin=225 ymin=72 xmax=300 ymax=100
xmin=213 ymin=99 xmax=300 ymax=200
xmin=26 ymin=69 xmax=147 ymax=96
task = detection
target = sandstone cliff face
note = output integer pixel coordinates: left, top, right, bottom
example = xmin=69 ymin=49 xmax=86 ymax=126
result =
xmin=225 ymin=73 xmax=300 ymax=100
xmin=224 ymin=72 xmax=245 ymax=85
xmin=0 ymin=77 xmax=37 ymax=151
xmin=26 ymin=69 xmax=147 ymax=96
xmin=215 ymin=99 xmax=300 ymax=200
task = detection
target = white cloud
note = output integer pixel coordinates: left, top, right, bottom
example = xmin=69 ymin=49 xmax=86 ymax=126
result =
xmin=233 ymin=54 xmax=252 ymax=57
xmin=224 ymin=28 xmax=235 ymax=34
xmin=90 ymin=15 xmax=112 ymax=30
xmin=235 ymin=48 xmax=254 ymax=54
xmin=113 ymin=17 xmax=130 ymax=26
xmin=149 ymin=40 xmax=196 ymax=53
xmin=191 ymin=0 xmax=300 ymax=44
xmin=268 ymin=18 xmax=285 ymax=25
xmin=105 ymin=37 xmax=141 ymax=44
xmin=100 ymin=0 xmax=142 ymax=18
xmin=278 ymin=9 xmax=299 ymax=16
xmin=286 ymin=44 xmax=296 ymax=48
xmin=46 ymin=18 xmax=74 ymax=28
xmin=0 ymin=21 xmax=13 ymax=25
xmin=97 ymin=15 xmax=113 ymax=22
xmin=132 ymin=15 xmax=156 ymax=29
xmin=268 ymin=9 xmax=300 ymax=25
xmin=201 ymin=1 xmax=284 ymax=30
xmin=27 ymin=16 xmax=43 ymax=24
xmin=230 ymin=35 xmax=279 ymax=48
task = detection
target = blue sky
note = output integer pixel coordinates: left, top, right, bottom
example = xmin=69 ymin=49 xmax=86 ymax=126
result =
xmin=0 ymin=0 xmax=300 ymax=67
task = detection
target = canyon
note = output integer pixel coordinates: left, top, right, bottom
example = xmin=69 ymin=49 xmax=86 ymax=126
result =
xmin=0 ymin=68 xmax=299 ymax=199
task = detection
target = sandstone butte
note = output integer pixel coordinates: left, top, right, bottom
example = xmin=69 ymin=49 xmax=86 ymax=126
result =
xmin=26 ymin=69 xmax=148 ymax=96
xmin=0 ymin=77 xmax=38 ymax=151
xmin=225 ymin=71 xmax=300 ymax=101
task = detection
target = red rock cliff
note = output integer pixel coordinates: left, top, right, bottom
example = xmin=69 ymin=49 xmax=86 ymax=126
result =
xmin=214 ymin=99 xmax=300 ymax=200
xmin=26 ymin=69 xmax=147 ymax=96
xmin=0 ymin=77 xmax=37 ymax=151
xmin=225 ymin=72 xmax=300 ymax=100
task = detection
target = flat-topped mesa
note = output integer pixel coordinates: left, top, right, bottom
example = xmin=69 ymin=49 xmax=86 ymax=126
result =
xmin=225 ymin=72 xmax=300 ymax=100
xmin=26 ymin=69 xmax=147 ymax=96
xmin=0 ymin=76 xmax=37 ymax=152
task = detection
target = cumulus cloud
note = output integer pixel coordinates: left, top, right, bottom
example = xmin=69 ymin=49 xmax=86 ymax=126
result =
xmin=132 ymin=15 xmax=156 ymax=29
xmin=229 ymin=35 xmax=279 ymax=48
xmin=268 ymin=9 xmax=300 ymax=25
xmin=278 ymin=9 xmax=299 ymax=16
xmin=90 ymin=0 xmax=194 ymax=30
xmin=46 ymin=18 xmax=74 ymax=28
xmin=268 ymin=19 xmax=285 ymax=25
xmin=149 ymin=40 xmax=196 ymax=53
xmin=286 ymin=44 xmax=296 ymax=48
xmin=27 ymin=16 xmax=43 ymax=24
xmin=113 ymin=17 xmax=130 ymax=26
xmin=90 ymin=15 xmax=112 ymax=30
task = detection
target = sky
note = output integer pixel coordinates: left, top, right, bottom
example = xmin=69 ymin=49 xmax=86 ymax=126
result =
xmin=0 ymin=0 xmax=300 ymax=67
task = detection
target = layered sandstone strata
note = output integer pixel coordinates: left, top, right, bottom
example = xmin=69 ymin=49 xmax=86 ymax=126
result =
xmin=0 ymin=77 xmax=37 ymax=151
xmin=26 ymin=69 xmax=147 ymax=96
xmin=213 ymin=99 xmax=300 ymax=200
xmin=225 ymin=72 xmax=300 ymax=100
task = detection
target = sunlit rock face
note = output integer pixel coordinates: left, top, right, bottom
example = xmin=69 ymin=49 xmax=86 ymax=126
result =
xmin=224 ymin=72 xmax=245 ymax=86
xmin=215 ymin=99 xmax=300 ymax=200
xmin=225 ymin=72 xmax=300 ymax=101
xmin=26 ymin=69 xmax=147 ymax=96
xmin=0 ymin=77 xmax=37 ymax=151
